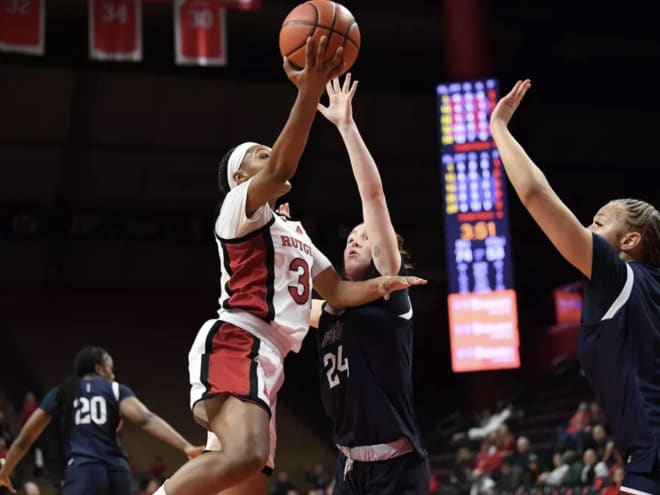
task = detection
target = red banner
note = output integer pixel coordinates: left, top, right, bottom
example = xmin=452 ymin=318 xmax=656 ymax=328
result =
xmin=89 ymin=0 xmax=142 ymax=61
xmin=175 ymin=0 xmax=227 ymax=66
xmin=0 ymin=0 xmax=45 ymax=55
xmin=217 ymin=0 xmax=260 ymax=10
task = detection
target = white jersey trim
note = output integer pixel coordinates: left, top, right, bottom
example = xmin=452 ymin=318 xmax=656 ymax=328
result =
xmin=602 ymin=263 xmax=634 ymax=320
xmin=111 ymin=381 xmax=120 ymax=401
xmin=619 ymin=486 xmax=654 ymax=495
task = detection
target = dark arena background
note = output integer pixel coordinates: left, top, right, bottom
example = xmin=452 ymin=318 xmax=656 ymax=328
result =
xmin=1 ymin=1 xmax=658 ymax=494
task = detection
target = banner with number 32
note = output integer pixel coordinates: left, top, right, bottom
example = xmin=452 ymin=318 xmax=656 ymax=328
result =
xmin=0 ymin=0 xmax=45 ymax=55
xmin=89 ymin=0 xmax=142 ymax=61
xmin=175 ymin=0 xmax=227 ymax=66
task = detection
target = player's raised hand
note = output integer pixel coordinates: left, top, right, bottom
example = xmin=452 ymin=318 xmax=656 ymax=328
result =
xmin=317 ymin=73 xmax=359 ymax=128
xmin=0 ymin=472 xmax=17 ymax=494
xmin=377 ymin=276 xmax=427 ymax=301
xmin=283 ymin=36 xmax=344 ymax=97
xmin=490 ymin=79 xmax=532 ymax=128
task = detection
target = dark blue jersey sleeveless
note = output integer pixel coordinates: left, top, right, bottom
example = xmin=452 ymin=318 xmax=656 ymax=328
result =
xmin=316 ymin=262 xmax=426 ymax=457
xmin=578 ymin=233 xmax=660 ymax=473
xmin=40 ymin=376 xmax=135 ymax=468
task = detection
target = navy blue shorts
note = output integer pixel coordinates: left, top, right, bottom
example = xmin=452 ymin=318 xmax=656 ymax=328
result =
xmin=333 ymin=451 xmax=430 ymax=495
xmin=62 ymin=459 xmax=135 ymax=495
xmin=620 ymin=471 xmax=660 ymax=494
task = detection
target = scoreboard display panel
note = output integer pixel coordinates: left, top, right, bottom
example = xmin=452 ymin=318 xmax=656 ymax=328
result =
xmin=437 ymin=79 xmax=520 ymax=372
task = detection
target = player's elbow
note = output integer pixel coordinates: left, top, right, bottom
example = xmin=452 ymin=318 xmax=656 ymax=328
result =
xmin=518 ymin=182 xmax=550 ymax=208
xmin=137 ymin=411 xmax=154 ymax=427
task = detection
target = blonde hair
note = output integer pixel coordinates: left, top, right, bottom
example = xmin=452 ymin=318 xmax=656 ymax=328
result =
xmin=610 ymin=198 xmax=660 ymax=268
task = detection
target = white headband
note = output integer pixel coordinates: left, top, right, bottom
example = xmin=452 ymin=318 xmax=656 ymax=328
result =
xmin=227 ymin=141 xmax=258 ymax=190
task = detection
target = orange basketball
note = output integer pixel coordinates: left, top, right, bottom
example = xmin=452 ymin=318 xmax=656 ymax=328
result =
xmin=279 ymin=0 xmax=360 ymax=75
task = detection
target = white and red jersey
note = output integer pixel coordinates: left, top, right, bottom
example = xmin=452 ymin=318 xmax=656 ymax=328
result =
xmin=214 ymin=178 xmax=332 ymax=356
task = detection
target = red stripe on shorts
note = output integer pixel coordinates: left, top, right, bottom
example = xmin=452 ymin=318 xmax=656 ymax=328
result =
xmin=202 ymin=321 xmax=260 ymax=399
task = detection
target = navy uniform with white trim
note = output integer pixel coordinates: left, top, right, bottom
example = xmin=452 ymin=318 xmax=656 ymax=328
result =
xmin=40 ymin=376 xmax=135 ymax=495
xmin=578 ymin=233 xmax=660 ymax=494
xmin=316 ymin=261 xmax=429 ymax=495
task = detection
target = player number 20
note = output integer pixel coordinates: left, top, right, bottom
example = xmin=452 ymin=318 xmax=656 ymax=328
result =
xmin=74 ymin=396 xmax=108 ymax=425
xmin=323 ymin=345 xmax=349 ymax=389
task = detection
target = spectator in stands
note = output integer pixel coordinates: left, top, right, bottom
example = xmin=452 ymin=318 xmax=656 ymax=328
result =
xmin=580 ymin=448 xmax=609 ymax=489
xmin=269 ymin=470 xmax=297 ymax=495
xmin=492 ymin=423 xmax=515 ymax=456
xmin=537 ymin=451 xmax=570 ymax=487
xmin=558 ymin=401 xmax=590 ymax=450
xmin=494 ymin=458 xmax=519 ymax=492
xmin=583 ymin=424 xmax=615 ymax=465
xmin=148 ymin=455 xmax=168 ymax=480
xmin=509 ymin=436 xmax=536 ymax=487
xmin=526 ymin=453 xmax=541 ymax=487
xmin=473 ymin=439 xmax=503 ymax=477
xmin=466 ymin=404 xmax=515 ymax=441
xmin=450 ymin=447 xmax=474 ymax=495
xmin=601 ymin=465 xmax=625 ymax=495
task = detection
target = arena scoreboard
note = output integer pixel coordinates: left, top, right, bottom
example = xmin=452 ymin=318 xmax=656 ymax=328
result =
xmin=436 ymin=79 xmax=520 ymax=372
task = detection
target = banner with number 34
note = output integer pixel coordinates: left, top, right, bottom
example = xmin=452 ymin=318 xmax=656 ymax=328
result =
xmin=89 ymin=0 xmax=142 ymax=61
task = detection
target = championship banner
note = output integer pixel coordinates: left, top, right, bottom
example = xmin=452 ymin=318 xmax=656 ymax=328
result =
xmin=175 ymin=0 xmax=227 ymax=66
xmin=0 ymin=0 xmax=45 ymax=56
xmin=218 ymin=0 xmax=260 ymax=10
xmin=88 ymin=0 xmax=142 ymax=61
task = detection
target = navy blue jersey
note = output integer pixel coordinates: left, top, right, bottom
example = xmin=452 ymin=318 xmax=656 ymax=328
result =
xmin=578 ymin=233 xmax=660 ymax=471
xmin=316 ymin=262 xmax=426 ymax=456
xmin=40 ymin=376 xmax=134 ymax=468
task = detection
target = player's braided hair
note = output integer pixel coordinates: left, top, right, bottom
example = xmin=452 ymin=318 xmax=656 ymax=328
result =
xmin=57 ymin=347 xmax=111 ymax=458
xmin=610 ymin=198 xmax=660 ymax=268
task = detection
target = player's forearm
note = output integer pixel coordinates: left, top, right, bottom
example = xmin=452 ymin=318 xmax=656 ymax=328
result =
xmin=337 ymin=122 xmax=384 ymax=201
xmin=267 ymin=91 xmax=320 ymax=181
xmin=490 ymin=123 xmax=553 ymax=205
xmin=330 ymin=278 xmax=384 ymax=308
xmin=140 ymin=414 xmax=192 ymax=453
xmin=0 ymin=436 xmax=32 ymax=476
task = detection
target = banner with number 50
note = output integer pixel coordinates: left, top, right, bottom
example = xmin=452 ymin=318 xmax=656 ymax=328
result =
xmin=0 ymin=0 xmax=45 ymax=56
xmin=175 ymin=0 xmax=227 ymax=66
xmin=89 ymin=0 xmax=142 ymax=61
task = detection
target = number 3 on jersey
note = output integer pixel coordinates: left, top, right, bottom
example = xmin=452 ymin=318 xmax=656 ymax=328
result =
xmin=288 ymin=258 xmax=310 ymax=304
xmin=323 ymin=344 xmax=349 ymax=389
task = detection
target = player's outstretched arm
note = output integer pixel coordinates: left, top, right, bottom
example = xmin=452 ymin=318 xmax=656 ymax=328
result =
xmin=317 ymin=75 xmax=400 ymax=276
xmin=245 ymin=36 xmax=344 ymax=216
xmin=313 ymin=266 xmax=426 ymax=309
xmin=119 ymin=397 xmax=204 ymax=459
xmin=490 ymin=79 xmax=593 ymax=277
xmin=0 ymin=409 xmax=52 ymax=493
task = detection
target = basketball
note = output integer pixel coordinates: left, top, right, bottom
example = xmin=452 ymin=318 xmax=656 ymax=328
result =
xmin=279 ymin=0 xmax=360 ymax=75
